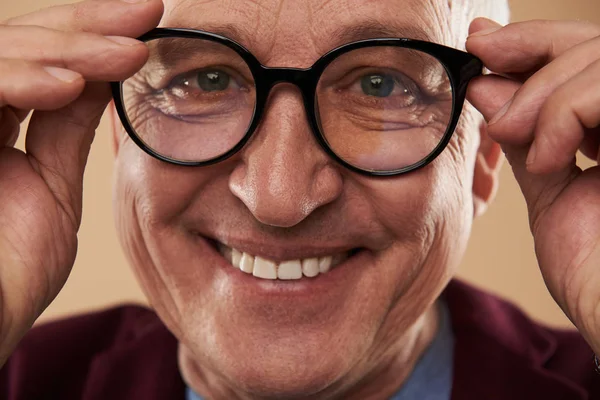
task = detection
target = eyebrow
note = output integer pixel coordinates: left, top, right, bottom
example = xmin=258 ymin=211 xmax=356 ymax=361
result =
xmin=148 ymin=37 xmax=251 ymax=74
xmin=174 ymin=19 xmax=435 ymax=50
xmin=149 ymin=19 xmax=439 ymax=72
xmin=326 ymin=19 xmax=436 ymax=47
xmin=169 ymin=22 xmax=259 ymax=47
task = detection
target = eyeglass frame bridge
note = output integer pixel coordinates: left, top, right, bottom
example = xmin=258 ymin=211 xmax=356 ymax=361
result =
xmin=110 ymin=27 xmax=483 ymax=177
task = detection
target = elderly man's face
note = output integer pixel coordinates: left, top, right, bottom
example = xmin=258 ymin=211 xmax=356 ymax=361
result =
xmin=112 ymin=0 xmax=484 ymax=396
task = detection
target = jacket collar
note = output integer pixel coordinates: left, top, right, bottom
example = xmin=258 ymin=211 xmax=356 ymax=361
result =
xmin=82 ymin=308 xmax=186 ymax=400
xmin=445 ymin=279 xmax=588 ymax=400
xmin=80 ymin=280 xmax=591 ymax=400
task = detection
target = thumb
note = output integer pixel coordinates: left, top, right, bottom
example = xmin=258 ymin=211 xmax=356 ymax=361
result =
xmin=501 ymin=143 xmax=579 ymax=235
xmin=468 ymin=17 xmax=503 ymax=36
xmin=25 ymin=82 xmax=111 ymax=229
xmin=467 ymin=74 xmax=580 ymax=235
xmin=466 ymin=74 xmax=520 ymax=139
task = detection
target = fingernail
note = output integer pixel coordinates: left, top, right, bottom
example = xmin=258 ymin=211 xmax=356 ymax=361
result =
xmin=488 ymin=99 xmax=512 ymax=126
xmin=105 ymin=36 xmax=141 ymax=46
xmin=469 ymin=27 xmax=501 ymax=38
xmin=526 ymin=142 xmax=538 ymax=166
xmin=43 ymin=66 xmax=81 ymax=83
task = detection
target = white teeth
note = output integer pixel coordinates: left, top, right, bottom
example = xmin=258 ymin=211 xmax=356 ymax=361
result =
xmin=216 ymin=243 xmax=349 ymax=280
xmin=239 ymin=253 xmax=255 ymax=274
xmin=319 ymin=256 xmax=332 ymax=273
xmin=253 ymin=257 xmax=278 ymax=280
xmin=231 ymin=248 xmax=242 ymax=269
xmin=302 ymin=258 xmax=320 ymax=277
xmin=278 ymin=260 xmax=303 ymax=280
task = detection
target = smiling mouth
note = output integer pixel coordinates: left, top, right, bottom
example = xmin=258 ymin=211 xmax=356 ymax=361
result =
xmin=215 ymin=242 xmax=359 ymax=280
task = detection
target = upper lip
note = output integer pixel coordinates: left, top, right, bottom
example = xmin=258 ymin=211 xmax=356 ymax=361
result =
xmin=202 ymin=235 xmax=360 ymax=262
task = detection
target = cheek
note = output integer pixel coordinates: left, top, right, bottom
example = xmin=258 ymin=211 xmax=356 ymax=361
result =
xmin=361 ymin=163 xmax=467 ymax=240
xmin=358 ymin=135 xmax=474 ymax=279
xmin=112 ymin=139 xmax=221 ymax=332
xmin=422 ymin=130 xmax=476 ymax=273
xmin=114 ymin=138 xmax=217 ymax=227
xmin=354 ymin=101 xmax=478 ymax=232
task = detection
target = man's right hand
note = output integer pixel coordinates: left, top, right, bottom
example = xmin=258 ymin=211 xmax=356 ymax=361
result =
xmin=0 ymin=0 xmax=163 ymax=366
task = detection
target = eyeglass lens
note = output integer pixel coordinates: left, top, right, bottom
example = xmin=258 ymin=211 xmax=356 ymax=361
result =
xmin=121 ymin=37 xmax=454 ymax=172
xmin=316 ymin=47 xmax=452 ymax=171
xmin=122 ymin=37 xmax=257 ymax=162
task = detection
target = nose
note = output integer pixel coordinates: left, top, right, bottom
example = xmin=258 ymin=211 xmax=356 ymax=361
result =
xmin=229 ymin=85 xmax=343 ymax=227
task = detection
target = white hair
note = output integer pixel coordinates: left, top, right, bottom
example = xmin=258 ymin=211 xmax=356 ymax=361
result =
xmin=448 ymin=0 xmax=511 ymax=48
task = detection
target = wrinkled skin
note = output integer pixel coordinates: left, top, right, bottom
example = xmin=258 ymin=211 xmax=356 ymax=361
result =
xmin=111 ymin=1 xmax=489 ymax=399
xmin=1 ymin=0 xmax=599 ymax=399
xmin=467 ymin=18 xmax=600 ymax=362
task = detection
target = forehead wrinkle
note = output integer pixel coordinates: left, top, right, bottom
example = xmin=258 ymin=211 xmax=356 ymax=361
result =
xmin=309 ymin=0 xmax=453 ymax=53
xmin=161 ymin=0 xmax=281 ymax=59
xmin=307 ymin=0 xmax=337 ymax=13
xmin=328 ymin=20 xmax=435 ymax=45
xmin=160 ymin=0 xmax=460 ymax=67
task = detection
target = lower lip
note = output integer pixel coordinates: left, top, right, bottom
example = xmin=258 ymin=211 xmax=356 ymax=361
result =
xmin=196 ymin=236 xmax=372 ymax=299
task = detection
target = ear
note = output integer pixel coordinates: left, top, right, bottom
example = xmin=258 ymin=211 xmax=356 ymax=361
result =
xmin=108 ymin=101 xmax=125 ymax=157
xmin=472 ymin=120 xmax=503 ymax=218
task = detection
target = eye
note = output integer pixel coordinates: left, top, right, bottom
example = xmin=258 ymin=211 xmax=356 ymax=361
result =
xmin=179 ymin=70 xmax=233 ymax=92
xmin=360 ymin=74 xmax=404 ymax=98
xmin=198 ymin=70 xmax=230 ymax=91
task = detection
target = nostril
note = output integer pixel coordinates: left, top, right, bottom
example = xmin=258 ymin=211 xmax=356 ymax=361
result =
xmin=310 ymin=163 xmax=344 ymax=205
xmin=249 ymin=201 xmax=312 ymax=228
xmin=227 ymin=119 xmax=343 ymax=227
xmin=228 ymin=161 xmax=315 ymax=228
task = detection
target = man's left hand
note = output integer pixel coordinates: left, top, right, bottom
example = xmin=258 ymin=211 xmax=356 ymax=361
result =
xmin=466 ymin=18 xmax=600 ymax=353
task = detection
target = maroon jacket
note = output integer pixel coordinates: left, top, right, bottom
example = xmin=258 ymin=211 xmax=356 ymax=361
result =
xmin=1 ymin=279 xmax=599 ymax=400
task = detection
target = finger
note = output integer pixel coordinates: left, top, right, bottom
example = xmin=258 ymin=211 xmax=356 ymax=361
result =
xmin=466 ymin=72 xmax=578 ymax=226
xmin=466 ymin=74 xmax=521 ymax=126
xmin=501 ymin=143 xmax=581 ymax=240
xmin=528 ymin=58 xmax=600 ymax=173
xmin=468 ymin=17 xmax=502 ymax=36
xmin=4 ymin=0 xmax=164 ymax=38
xmin=467 ymin=69 xmax=584 ymax=240
xmin=0 ymin=59 xmax=85 ymax=110
xmin=485 ymin=35 xmax=600 ymax=145
xmin=25 ymin=83 xmax=110 ymax=228
xmin=467 ymin=19 xmax=528 ymax=81
xmin=0 ymin=26 xmax=149 ymax=81
xmin=467 ymin=18 xmax=600 ymax=75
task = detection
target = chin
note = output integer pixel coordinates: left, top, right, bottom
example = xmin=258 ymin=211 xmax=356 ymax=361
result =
xmin=182 ymin=321 xmax=364 ymax=399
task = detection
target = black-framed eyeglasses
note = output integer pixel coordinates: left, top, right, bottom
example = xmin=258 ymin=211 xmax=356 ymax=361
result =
xmin=110 ymin=28 xmax=482 ymax=176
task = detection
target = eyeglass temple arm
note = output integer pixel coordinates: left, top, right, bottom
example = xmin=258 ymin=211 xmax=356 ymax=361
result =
xmin=457 ymin=56 xmax=484 ymax=92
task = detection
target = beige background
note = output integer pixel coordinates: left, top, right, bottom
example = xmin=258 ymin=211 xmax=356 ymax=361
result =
xmin=0 ymin=0 xmax=599 ymax=327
